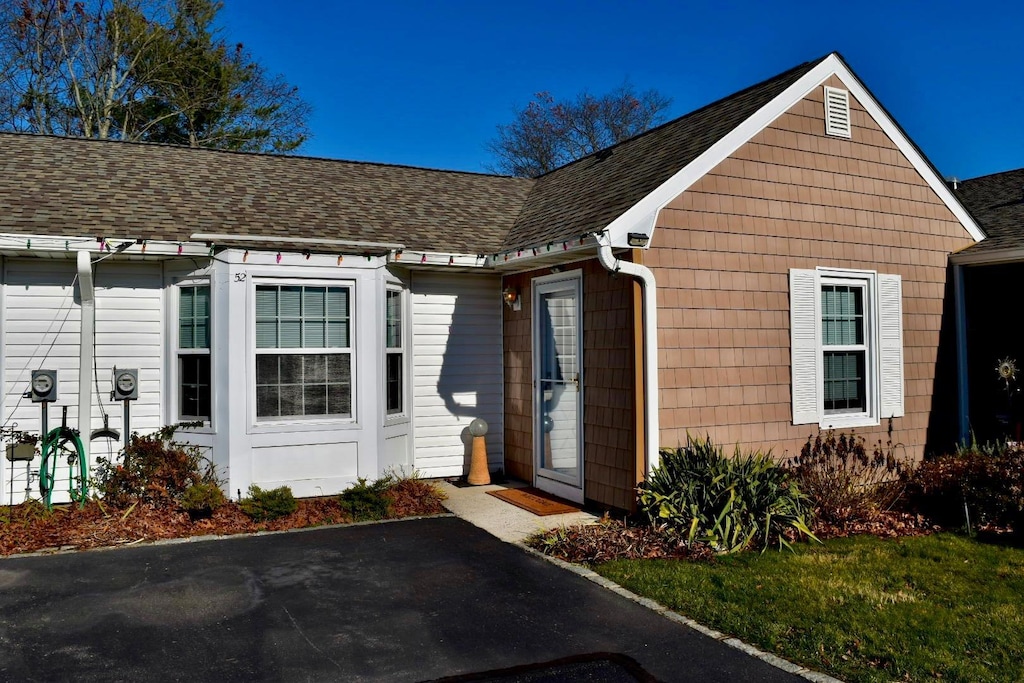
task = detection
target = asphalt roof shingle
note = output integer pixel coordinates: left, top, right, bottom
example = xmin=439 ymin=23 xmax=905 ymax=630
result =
xmin=955 ymin=169 xmax=1024 ymax=255
xmin=0 ymin=134 xmax=533 ymax=254
xmin=502 ymin=56 xmax=827 ymax=250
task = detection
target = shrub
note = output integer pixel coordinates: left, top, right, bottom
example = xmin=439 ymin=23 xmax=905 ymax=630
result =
xmin=786 ymin=423 xmax=911 ymax=528
xmin=239 ymin=485 xmax=297 ymax=522
xmin=94 ymin=423 xmax=217 ymax=508
xmin=638 ymin=436 xmax=816 ymax=553
xmin=905 ymin=437 xmax=1024 ymax=532
xmin=340 ymin=476 xmax=393 ymax=522
xmin=383 ymin=472 xmax=448 ymax=517
xmin=180 ymin=482 xmax=227 ymax=519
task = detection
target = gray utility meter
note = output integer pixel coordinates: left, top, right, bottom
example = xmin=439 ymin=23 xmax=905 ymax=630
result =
xmin=30 ymin=369 xmax=57 ymax=402
xmin=112 ymin=368 xmax=139 ymax=401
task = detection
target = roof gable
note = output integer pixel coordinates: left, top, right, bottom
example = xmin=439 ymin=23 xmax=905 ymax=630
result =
xmin=501 ymin=52 xmax=985 ymax=258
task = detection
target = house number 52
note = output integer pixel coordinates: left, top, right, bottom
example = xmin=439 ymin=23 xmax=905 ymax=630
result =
xmin=234 ymin=273 xmax=246 ymax=282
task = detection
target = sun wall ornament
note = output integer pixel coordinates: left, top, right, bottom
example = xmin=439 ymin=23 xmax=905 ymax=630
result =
xmin=996 ymin=357 xmax=1018 ymax=392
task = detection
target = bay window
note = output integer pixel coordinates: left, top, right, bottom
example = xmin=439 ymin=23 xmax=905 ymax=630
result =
xmin=386 ymin=287 xmax=404 ymax=416
xmin=178 ymin=284 xmax=211 ymax=421
xmin=255 ymin=284 xmax=352 ymax=419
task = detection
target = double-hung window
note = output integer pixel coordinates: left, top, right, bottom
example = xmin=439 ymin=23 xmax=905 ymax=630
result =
xmin=255 ymin=284 xmax=352 ymax=419
xmin=790 ymin=268 xmax=904 ymax=428
xmin=178 ymin=284 xmax=211 ymax=421
xmin=385 ymin=287 xmax=404 ymax=416
xmin=821 ymin=281 xmax=867 ymax=414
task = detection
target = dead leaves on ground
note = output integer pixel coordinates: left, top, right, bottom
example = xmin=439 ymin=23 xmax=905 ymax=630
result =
xmin=1 ymin=486 xmax=447 ymax=557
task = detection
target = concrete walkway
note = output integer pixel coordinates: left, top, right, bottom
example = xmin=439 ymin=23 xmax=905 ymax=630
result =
xmin=436 ymin=479 xmax=599 ymax=543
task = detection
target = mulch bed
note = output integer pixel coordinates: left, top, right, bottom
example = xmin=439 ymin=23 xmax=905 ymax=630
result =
xmin=527 ymin=510 xmax=947 ymax=565
xmin=1 ymin=482 xmax=447 ymax=557
xmin=810 ymin=510 xmax=939 ymax=540
xmin=528 ymin=517 xmax=716 ymax=564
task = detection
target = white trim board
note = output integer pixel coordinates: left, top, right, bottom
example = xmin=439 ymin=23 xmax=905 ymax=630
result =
xmin=600 ymin=52 xmax=985 ymax=248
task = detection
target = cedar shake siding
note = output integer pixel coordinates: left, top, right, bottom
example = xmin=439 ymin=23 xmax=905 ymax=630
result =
xmin=647 ymin=75 xmax=976 ymax=460
xmin=502 ymin=259 xmax=637 ymax=510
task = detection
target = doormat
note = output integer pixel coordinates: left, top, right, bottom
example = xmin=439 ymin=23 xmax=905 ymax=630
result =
xmin=486 ymin=487 xmax=581 ymax=516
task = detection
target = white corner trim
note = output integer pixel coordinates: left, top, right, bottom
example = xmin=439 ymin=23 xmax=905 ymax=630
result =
xmin=602 ymin=52 xmax=985 ymax=247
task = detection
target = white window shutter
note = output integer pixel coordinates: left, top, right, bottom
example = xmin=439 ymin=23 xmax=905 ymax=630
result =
xmin=878 ymin=274 xmax=905 ymax=418
xmin=790 ymin=269 xmax=820 ymax=424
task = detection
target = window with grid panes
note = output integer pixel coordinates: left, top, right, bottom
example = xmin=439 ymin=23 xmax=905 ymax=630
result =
xmin=821 ymin=283 xmax=866 ymax=414
xmin=255 ymin=285 xmax=352 ymax=419
xmin=385 ymin=288 xmax=403 ymax=415
xmin=179 ymin=285 xmax=211 ymax=420
xmin=790 ymin=267 xmax=905 ymax=429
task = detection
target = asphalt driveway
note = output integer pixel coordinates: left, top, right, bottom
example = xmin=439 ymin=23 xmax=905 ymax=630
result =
xmin=0 ymin=517 xmax=802 ymax=682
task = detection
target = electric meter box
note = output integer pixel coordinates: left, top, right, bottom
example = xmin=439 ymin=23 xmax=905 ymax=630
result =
xmin=30 ymin=369 xmax=57 ymax=403
xmin=112 ymin=368 xmax=139 ymax=401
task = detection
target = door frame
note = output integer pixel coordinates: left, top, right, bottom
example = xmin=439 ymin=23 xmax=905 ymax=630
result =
xmin=531 ymin=270 xmax=584 ymax=503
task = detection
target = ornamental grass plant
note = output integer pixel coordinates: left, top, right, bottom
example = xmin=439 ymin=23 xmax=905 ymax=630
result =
xmin=637 ymin=435 xmax=816 ymax=553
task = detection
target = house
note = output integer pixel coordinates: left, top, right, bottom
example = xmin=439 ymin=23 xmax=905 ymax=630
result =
xmin=0 ymin=52 xmax=985 ymax=510
xmin=946 ymin=169 xmax=1024 ymax=442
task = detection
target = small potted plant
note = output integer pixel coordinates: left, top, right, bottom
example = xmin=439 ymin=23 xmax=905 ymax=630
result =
xmin=6 ymin=431 xmax=39 ymax=462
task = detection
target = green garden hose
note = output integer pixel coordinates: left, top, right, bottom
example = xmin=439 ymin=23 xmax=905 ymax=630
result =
xmin=39 ymin=426 xmax=87 ymax=510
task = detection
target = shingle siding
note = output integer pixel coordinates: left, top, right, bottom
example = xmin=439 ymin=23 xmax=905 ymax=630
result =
xmin=648 ymin=74 xmax=975 ymax=461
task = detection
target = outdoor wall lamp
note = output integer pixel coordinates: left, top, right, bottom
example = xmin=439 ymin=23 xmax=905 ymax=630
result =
xmin=502 ymin=286 xmax=521 ymax=311
xmin=627 ymin=232 xmax=650 ymax=248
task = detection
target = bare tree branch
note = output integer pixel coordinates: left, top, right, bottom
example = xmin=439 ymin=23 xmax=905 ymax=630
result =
xmin=487 ymin=81 xmax=672 ymax=177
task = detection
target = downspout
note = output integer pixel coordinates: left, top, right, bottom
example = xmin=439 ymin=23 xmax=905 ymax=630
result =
xmin=953 ymin=263 xmax=969 ymax=443
xmin=596 ymin=232 xmax=660 ymax=476
xmin=77 ymin=250 xmax=94 ymax=471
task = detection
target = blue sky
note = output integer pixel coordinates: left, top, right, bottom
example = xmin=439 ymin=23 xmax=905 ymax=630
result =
xmin=220 ymin=0 xmax=1022 ymax=180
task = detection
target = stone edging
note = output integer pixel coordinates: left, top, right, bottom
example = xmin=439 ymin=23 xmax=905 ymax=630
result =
xmin=516 ymin=542 xmax=844 ymax=683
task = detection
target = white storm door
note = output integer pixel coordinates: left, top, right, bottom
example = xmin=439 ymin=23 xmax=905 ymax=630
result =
xmin=533 ymin=273 xmax=583 ymax=503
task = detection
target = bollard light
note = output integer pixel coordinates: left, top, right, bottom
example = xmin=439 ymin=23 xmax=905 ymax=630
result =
xmin=467 ymin=417 xmax=491 ymax=485
xmin=469 ymin=418 xmax=488 ymax=437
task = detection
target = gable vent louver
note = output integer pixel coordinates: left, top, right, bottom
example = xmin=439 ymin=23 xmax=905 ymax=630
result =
xmin=823 ymin=86 xmax=852 ymax=138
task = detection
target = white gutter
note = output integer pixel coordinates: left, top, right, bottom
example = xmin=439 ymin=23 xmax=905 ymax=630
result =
xmin=190 ymin=233 xmax=405 ymax=251
xmin=596 ymin=232 xmax=660 ymax=476
xmin=76 ymin=250 xmax=94 ymax=470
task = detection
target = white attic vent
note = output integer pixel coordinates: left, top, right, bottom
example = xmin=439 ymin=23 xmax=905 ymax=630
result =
xmin=823 ymin=86 xmax=851 ymax=138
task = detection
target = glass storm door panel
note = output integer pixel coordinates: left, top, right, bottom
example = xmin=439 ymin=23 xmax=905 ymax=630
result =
xmin=533 ymin=274 xmax=583 ymax=502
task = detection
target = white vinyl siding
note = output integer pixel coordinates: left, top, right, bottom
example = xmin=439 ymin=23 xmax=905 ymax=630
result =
xmin=1 ymin=259 xmax=163 ymax=504
xmin=411 ymin=272 xmax=503 ymax=478
xmin=790 ymin=267 xmax=904 ymax=428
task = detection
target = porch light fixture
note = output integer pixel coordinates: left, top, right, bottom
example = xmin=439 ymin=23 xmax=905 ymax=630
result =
xmin=627 ymin=232 xmax=650 ymax=248
xmin=502 ymin=286 xmax=521 ymax=311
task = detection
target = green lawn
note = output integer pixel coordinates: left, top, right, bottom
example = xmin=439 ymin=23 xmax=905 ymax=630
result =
xmin=595 ymin=534 xmax=1024 ymax=682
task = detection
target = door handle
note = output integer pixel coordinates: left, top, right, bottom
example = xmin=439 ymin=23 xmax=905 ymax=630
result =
xmin=573 ymin=373 xmax=580 ymax=392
